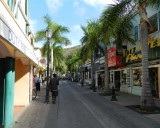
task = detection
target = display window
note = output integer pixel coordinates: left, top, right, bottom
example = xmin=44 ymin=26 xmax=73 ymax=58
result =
xmin=121 ymin=70 xmax=127 ymax=86
xmin=109 ymin=71 xmax=114 ymax=84
xmin=133 ymin=69 xmax=142 ymax=86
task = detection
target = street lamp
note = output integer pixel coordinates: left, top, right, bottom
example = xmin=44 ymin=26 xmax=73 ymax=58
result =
xmin=44 ymin=28 xmax=52 ymax=103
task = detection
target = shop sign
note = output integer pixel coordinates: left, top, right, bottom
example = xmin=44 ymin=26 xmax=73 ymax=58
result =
xmin=0 ymin=19 xmax=38 ymax=64
xmin=124 ymin=47 xmax=142 ymax=63
xmin=39 ymin=58 xmax=46 ymax=64
xmin=123 ymin=37 xmax=160 ymax=63
xmin=108 ymin=47 xmax=116 ymax=58
xmin=8 ymin=29 xmax=27 ymax=54
xmin=108 ymin=56 xmax=116 ymax=67
xmin=107 ymin=47 xmax=123 ymax=67
xmin=148 ymin=36 xmax=160 ymax=48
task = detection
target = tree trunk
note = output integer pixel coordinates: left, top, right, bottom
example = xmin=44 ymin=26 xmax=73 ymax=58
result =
xmin=104 ymin=46 xmax=110 ymax=95
xmin=90 ymin=54 xmax=95 ymax=90
xmin=139 ymin=1 xmax=155 ymax=110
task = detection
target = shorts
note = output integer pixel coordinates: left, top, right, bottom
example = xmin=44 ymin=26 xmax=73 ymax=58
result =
xmin=36 ymin=83 xmax=40 ymax=91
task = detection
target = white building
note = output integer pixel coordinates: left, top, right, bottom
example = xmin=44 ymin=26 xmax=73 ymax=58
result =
xmin=0 ymin=0 xmax=39 ymax=127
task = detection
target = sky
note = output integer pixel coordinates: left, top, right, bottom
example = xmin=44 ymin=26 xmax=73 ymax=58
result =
xmin=29 ymin=0 xmax=115 ymax=48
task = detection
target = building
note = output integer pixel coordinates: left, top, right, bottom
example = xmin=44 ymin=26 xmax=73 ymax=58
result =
xmin=0 ymin=0 xmax=40 ymax=127
xmin=82 ymin=6 xmax=160 ymax=99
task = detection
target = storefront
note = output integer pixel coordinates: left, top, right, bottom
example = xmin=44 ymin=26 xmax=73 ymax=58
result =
xmin=122 ymin=37 xmax=160 ymax=98
xmin=108 ymin=46 xmax=126 ymax=91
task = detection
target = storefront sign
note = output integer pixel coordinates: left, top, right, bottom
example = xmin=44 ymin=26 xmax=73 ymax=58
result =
xmin=8 ymin=29 xmax=27 ymax=54
xmin=124 ymin=37 xmax=160 ymax=63
xmin=0 ymin=19 xmax=38 ymax=64
xmin=108 ymin=47 xmax=123 ymax=67
xmin=39 ymin=58 xmax=46 ymax=64
xmin=124 ymin=47 xmax=142 ymax=63
xmin=148 ymin=37 xmax=160 ymax=48
xmin=108 ymin=47 xmax=116 ymax=58
xmin=108 ymin=56 xmax=116 ymax=67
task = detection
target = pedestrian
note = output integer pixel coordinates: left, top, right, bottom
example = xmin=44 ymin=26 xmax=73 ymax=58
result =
xmin=98 ymin=74 xmax=102 ymax=89
xmin=35 ymin=75 xmax=41 ymax=95
xmin=41 ymin=74 xmax=45 ymax=86
xmin=33 ymin=75 xmax=36 ymax=87
xmin=49 ymin=73 xmax=59 ymax=104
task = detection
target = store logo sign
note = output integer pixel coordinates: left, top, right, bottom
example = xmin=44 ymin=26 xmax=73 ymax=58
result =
xmin=8 ymin=29 xmax=26 ymax=54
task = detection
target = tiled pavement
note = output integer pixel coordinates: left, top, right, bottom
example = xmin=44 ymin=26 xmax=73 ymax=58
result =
xmin=13 ymin=86 xmax=55 ymax=128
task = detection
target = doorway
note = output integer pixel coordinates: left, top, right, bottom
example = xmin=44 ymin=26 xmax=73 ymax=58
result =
xmin=115 ymin=71 xmax=120 ymax=91
xmin=149 ymin=68 xmax=159 ymax=97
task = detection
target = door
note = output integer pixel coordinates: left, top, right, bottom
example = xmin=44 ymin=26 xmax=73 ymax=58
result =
xmin=115 ymin=71 xmax=120 ymax=91
xmin=149 ymin=68 xmax=159 ymax=97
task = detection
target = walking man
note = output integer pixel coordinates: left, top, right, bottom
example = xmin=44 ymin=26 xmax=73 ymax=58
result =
xmin=98 ymin=74 xmax=102 ymax=89
xmin=49 ymin=74 xmax=59 ymax=104
xmin=35 ymin=75 xmax=41 ymax=95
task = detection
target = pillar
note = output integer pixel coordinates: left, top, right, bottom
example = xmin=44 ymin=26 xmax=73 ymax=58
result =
xmin=0 ymin=57 xmax=15 ymax=128
xmin=4 ymin=57 xmax=15 ymax=128
xmin=0 ymin=58 xmax=5 ymax=127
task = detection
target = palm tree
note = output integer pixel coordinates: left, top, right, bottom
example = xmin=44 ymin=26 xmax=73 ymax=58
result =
xmin=101 ymin=0 xmax=160 ymax=109
xmin=99 ymin=1 xmax=135 ymax=95
xmin=65 ymin=48 xmax=83 ymax=82
xmin=35 ymin=15 xmax=70 ymax=74
xmin=52 ymin=45 xmax=65 ymax=75
xmin=80 ymin=20 xmax=101 ymax=91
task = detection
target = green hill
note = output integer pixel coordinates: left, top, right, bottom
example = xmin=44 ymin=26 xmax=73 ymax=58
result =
xmin=63 ymin=45 xmax=81 ymax=58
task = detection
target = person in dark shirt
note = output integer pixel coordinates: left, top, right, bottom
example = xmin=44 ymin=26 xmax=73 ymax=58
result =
xmin=98 ymin=74 xmax=102 ymax=89
xmin=49 ymin=74 xmax=59 ymax=104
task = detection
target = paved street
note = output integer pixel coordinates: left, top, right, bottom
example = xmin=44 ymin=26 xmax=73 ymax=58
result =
xmin=13 ymin=80 xmax=160 ymax=128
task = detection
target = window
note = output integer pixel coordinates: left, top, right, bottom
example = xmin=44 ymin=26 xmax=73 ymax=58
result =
xmin=25 ymin=0 xmax=28 ymax=16
xmin=7 ymin=0 xmax=16 ymax=12
xmin=121 ymin=70 xmax=127 ymax=85
xmin=148 ymin=14 xmax=158 ymax=35
xmin=134 ymin=26 xmax=138 ymax=41
xmin=158 ymin=12 xmax=160 ymax=31
xmin=109 ymin=71 xmax=114 ymax=84
xmin=133 ymin=69 xmax=142 ymax=86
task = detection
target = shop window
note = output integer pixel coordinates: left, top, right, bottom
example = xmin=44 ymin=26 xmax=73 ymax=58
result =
xmin=121 ymin=70 xmax=127 ymax=86
xmin=133 ymin=69 xmax=142 ymax=86
xmin=148 ymin=14 xmax=158 ymax=35
xmin=7 ymin=0 xmax=16 ymax=12
xmin=85 ymin=72 xmax=87 ymax=79
xmin=109 ymin=71 xmax=114 ymax=84
xmin=89 ymin=69 xmax=91 ymax=79
xmin=134 ymin=26 xmax=138 ymax=41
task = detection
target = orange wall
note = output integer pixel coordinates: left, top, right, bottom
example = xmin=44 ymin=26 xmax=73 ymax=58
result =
xmin=14 ymin=59 xmax=30 ymax=106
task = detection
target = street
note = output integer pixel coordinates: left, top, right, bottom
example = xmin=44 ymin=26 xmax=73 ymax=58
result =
xmin=13 ymin=80 xmax=160 ymax=128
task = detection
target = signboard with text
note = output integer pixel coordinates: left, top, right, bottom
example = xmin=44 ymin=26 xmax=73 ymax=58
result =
xmin=107 ymin=47 xmax=124 ymax=67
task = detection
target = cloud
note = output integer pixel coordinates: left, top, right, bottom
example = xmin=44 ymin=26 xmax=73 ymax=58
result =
xmin=46 ymin=0 xmax=63 ymax=14
xmin=83 ymin=0 xmax=115 ymax=8
xmin=73 ymin=1 xmax=86 ymax=16
xmin=29 ymin=19 xmax=38 ymax=34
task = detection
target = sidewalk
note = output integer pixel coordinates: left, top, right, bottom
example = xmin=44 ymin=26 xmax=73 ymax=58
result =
xmin=105 ymin=92 xmax=160 ymax=123
xmin=82 ymin=84 xmax=160 ymax=124
xmin=12 ymin=85 xmax=58 ymax=128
